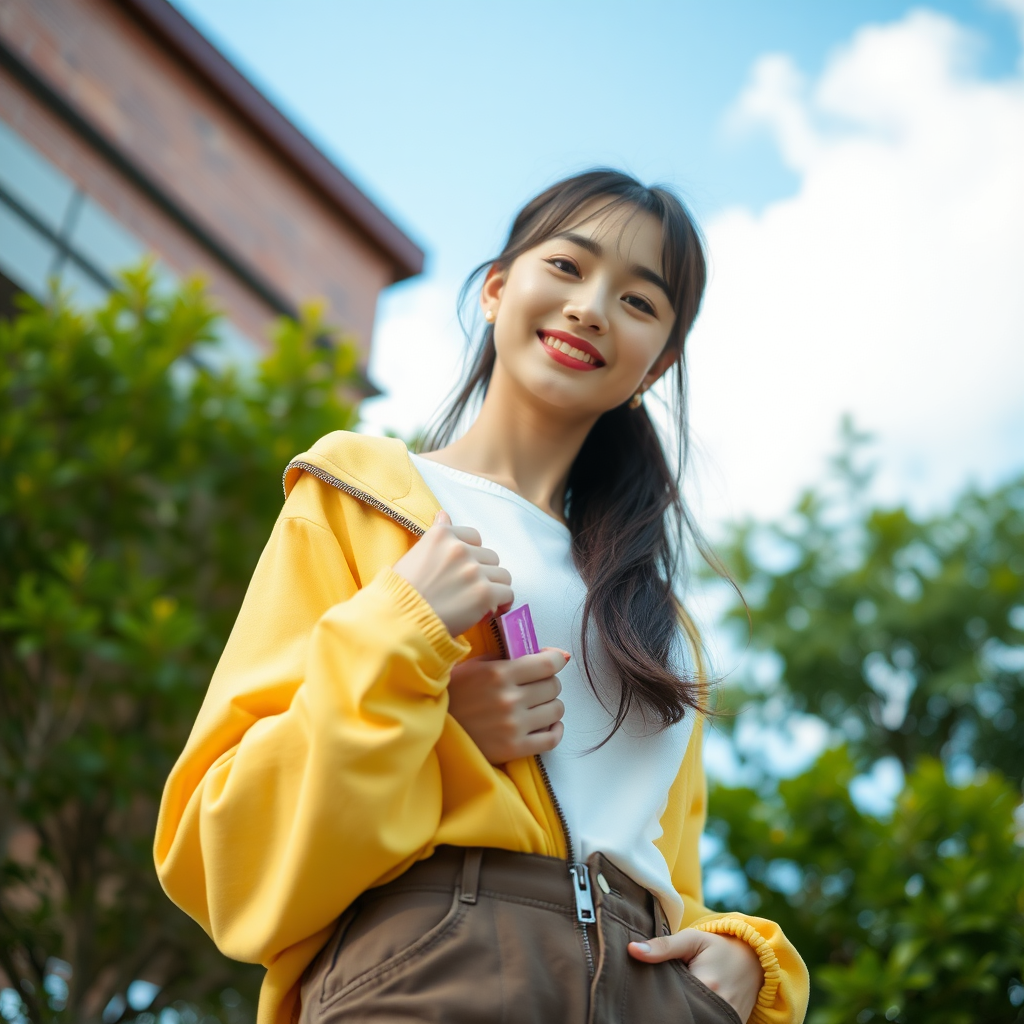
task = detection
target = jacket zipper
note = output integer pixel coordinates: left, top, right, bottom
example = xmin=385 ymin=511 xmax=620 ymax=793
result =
xmin=488 ymin=620 xmax=595 ymax=975
xmin=289 ymin=458 xmax=596 ymax=977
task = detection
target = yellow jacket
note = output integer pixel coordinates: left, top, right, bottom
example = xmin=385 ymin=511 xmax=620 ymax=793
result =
xmin=154 ymin=431 xmax=809 ymax=1024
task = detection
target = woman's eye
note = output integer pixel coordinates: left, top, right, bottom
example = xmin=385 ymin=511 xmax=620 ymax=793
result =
xmin=546 ymin=257 xmax=580 ymax=276
xmin=624 ymin=295 xmax=656 ymax=316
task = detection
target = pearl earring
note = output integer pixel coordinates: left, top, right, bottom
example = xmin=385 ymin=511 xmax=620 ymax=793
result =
xmin=484 ymin=309 xmax=496 ymax=323
xmin=628 ymin=391 xmax=644 ymax=410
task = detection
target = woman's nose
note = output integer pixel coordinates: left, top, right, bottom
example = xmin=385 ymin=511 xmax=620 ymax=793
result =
xmin=562 ymin=289 xmax=609 ymax=334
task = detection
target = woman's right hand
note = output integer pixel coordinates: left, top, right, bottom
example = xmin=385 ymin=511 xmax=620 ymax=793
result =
xmin=393 ymin=510 xmax=514 ymax=638
xmin=447 ymin=649 xmax=567 ymax=764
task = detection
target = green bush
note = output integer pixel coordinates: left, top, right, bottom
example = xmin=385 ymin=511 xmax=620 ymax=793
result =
xmin=707 ymin=427 xmax=1024 ymax=1022
xmin=0 ymin=267 xmax=360 ymax=1024
xmin=717 ymin=429 xmax=1024 ymax=784
xmin=706 ymin=751 xmax=1024 ymax=1023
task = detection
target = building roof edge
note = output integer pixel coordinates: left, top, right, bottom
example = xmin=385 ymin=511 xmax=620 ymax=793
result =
xmin=116 ymin=0 xmax=424 ymax=281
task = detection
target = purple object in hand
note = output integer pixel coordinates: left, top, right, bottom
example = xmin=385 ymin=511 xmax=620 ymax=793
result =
xmin=497 ymin=604 xmax=539 ymax=659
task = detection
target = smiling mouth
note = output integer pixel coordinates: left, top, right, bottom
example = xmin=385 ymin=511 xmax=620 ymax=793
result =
xmin=538 ymin=331 xmax=606 ymax=368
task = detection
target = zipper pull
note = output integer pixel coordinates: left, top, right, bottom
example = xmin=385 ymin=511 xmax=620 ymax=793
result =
xmin=569 ymin=863 xmax=596 ymax=924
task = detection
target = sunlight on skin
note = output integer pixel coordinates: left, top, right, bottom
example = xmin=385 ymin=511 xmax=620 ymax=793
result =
xmin=420 ymin=202 xmax=677 ymax=523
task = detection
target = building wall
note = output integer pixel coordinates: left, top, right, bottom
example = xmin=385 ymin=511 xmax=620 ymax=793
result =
xmin=0 ymin=73 xmax=276 ymax=344
xmin=0 ymin=0 xmax=397 ymax=356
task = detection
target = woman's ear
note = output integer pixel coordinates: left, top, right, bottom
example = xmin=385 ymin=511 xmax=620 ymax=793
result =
xmin=480 ymin=264 xmax=505 ymax=321
xmin=641 ymin=345 xmax=680 ymax=391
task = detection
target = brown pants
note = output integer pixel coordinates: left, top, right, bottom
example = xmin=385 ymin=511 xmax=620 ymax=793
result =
xmin=299 ymin=846 xmax=741 ymax=1024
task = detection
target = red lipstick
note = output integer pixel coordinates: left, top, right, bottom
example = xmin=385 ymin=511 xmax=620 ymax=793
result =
xmin=537 ymin=330 xmax=606 ymax=371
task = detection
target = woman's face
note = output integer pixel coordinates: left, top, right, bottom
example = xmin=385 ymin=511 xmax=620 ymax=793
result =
xmin=483 ymin=203 xmax=677 ymax=420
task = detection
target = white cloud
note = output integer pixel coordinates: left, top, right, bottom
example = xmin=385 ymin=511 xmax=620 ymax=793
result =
xmin=685 ymin=7 xmax=1024 ymax=526
xmin=367 ymin=8 xmax=1024 ymax=528
xmin=359 ymin=279 xmax=468 ymax=440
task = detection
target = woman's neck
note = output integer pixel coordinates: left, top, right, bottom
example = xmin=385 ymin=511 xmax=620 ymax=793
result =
xmin=422 ymin=368 xmax=598 ymax=523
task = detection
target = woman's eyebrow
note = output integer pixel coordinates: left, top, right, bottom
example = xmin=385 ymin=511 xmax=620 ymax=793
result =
xmin=557 ymin=231 xmax=604 ymax=257
xmin=632 ymin=265 xmax=672 ymax=302
xmin=555 ymin=232 xmax=672 ymax=302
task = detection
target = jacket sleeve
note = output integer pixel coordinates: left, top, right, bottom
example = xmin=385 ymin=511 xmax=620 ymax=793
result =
xmin=661 ymin=719 xmax=810 ymax=1024
xmin=153 ymin=474 xmax=469 ymax=965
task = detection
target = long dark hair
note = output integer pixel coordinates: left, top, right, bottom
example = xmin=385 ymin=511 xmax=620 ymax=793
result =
xmin=426 ymin=169 xmax=716 ymax=738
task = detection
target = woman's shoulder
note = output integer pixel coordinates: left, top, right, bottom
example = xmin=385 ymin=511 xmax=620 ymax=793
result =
xmin=282 ymin=430 xmax=410 ymax=500
xmin=282 ymin=430 xmax=440 ymax=532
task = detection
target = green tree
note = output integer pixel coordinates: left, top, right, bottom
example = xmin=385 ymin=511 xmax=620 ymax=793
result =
xmin=705 ymin=427 xmax=1024 ymax=1022
xmin=720 ymin=432 xmax=1023 ymax=782
xmin=0 ymin=267 xmax=361 ymax=1024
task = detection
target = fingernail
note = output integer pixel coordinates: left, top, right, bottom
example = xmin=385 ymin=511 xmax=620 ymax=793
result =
xmin=562 ymin=651 xmax=571 ymax=661
xmin=633 ymin=942 xmax=651 ymax=953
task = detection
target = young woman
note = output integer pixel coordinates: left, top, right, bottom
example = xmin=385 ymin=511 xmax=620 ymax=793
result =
xmin=155 ymin=170 xmax=809 ymax=1024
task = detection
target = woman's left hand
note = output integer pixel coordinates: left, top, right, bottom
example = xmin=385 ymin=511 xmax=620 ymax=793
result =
xmin=628 ymin=928 xmax=763 ymax=1023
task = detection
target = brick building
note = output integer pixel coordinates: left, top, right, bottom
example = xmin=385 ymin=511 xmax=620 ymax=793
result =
xmin=0 ymin=0 xmax=422 ymax=374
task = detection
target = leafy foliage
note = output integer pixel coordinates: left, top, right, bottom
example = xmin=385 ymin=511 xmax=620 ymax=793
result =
xmin=706 ymin=426 xmax=1024 ymax=1022
xmin=0 ymin=267 xmax=360 ymax=1024
xmin=718 ymin=427 xmax=1024 ymax=782
xmin=706 ymin=751 xmax=1024 ymax=1023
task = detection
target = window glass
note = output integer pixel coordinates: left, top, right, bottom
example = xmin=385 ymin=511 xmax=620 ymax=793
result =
xmin=0 ymin=199 xmax=59 ymax=298
xmin=58 ymin=260 xmax=111 ymax=310
xmin=0 ymin=119 xmax=75 ymax=234
xmin=216 ymin=319 xmax=259 ymax=362
xmin=191 ymin=319 xmax=259 ymax=376
xmin=68 ymin=196 xmax=146 ymax=277
xmin=0 ymin=122 xmax=260 ymax=376
xmin=151 ymin=260 xmax=180 ymax=297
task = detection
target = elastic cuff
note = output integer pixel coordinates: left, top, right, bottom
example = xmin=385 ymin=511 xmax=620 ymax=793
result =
xmin=693 ymin=916 xmax=782 ymax=1017
xmin=373 ymin=567 xmax=469 ymax=667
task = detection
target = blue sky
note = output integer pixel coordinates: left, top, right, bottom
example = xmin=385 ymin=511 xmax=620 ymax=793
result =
xmin=171 ymin=0 xmax=1018 ymax=276
xmin=171 ymin=0 xmax=1024 ymax=529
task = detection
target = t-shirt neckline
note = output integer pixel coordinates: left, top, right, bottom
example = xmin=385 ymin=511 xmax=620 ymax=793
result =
xmin=410 ymin=453 xmax=571 ymax=538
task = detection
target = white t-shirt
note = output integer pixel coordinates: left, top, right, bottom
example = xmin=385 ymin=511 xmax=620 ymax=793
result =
xmin=410 ymin=453 xmax=696 ymax=925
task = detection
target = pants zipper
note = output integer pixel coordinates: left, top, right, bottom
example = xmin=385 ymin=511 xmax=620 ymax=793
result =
xmin=535 ymin=756 xmax=595 ymax=978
